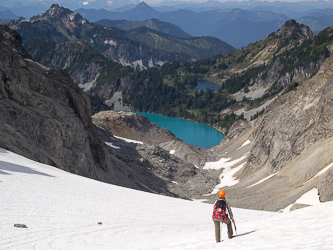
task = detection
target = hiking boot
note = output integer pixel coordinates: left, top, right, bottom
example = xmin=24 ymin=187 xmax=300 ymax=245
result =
xmin=228 ymin=235 xmax=233 ymax=239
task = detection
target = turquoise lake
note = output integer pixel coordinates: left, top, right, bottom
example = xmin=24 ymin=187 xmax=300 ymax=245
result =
xmin=136 ymin=112 xmax=224 ymax=148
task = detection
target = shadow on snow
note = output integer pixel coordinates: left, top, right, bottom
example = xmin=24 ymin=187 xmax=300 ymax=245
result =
xmin=0 ymin=161 xmax=54 ymax=177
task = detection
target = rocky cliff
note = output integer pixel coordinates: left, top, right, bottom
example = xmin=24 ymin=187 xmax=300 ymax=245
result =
xmin=244 ymin=43 xmax=333 ymax=203
xmin=0 ymin=24 xmax=120 ymax=180
xmin=0 ymin=24 xmax=105 ymax=179
xmin=207 ymin=41 xmax=333 ymax=211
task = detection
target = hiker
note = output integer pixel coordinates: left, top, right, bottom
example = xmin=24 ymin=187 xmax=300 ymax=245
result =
xmin=212 ymin=190 xmax=235 ymax=242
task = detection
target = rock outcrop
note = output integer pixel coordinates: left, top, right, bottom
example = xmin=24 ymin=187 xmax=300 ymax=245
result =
xmin=92 ymin=110 xmax=220 ymax=199
xmin=277 ymin=19 xmax=315 ymax=41
xmin=92 ymin=111 xmax=177 ymax=145
xmin=29 ymin=4 xmax=87 ymax=26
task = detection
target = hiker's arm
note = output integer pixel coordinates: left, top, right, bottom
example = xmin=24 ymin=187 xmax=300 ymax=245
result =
xmin=229 ymin=207 xmax=235 ymax=223
xmin=227 ymin=203 xmax=234 ymax=220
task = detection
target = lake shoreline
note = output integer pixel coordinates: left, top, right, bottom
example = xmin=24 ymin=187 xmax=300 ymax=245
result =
xmin=133 ymin=111 xmax=224 ymax=148
xmin=187 ymin=79 xmax=220 ymax=91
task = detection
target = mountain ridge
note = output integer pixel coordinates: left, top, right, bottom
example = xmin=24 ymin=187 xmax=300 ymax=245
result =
xmin=12 ymin=4 xmax=235 ymax=69
xmin=96 ymin=18 xmax=192 ymax=39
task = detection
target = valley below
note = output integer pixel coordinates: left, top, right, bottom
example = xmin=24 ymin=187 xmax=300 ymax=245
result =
xmin=1 ymin=3 xmax=333 ymax=217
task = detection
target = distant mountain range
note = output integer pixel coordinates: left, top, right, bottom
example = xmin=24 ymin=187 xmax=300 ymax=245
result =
xmin=2 ymin=0 xmax=333 ymax=13
xmin=0 ymin=9 xmax=18 ymax=24
xmin=75 ymin=2 xmax=289 ymax=48
xmin=2 ymin=1 xmax=333 ymax=47
xmin=75 ymin=1 xmax=333 ymax=48
xmin=96 ymin=18 xmax=192 ymax=39
xmin=0 ymin=0 xmax=139 ymax=10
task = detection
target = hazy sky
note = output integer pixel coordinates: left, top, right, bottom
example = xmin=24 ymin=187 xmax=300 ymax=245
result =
xmin=143 ymin=0 xmax=312 ymax=3
xmin=144 ymin=0 xmax=208 ymax=3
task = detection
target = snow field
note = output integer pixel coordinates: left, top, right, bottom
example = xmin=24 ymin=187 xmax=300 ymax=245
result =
xmin=1 ymin=148 xmax=333 ymax=249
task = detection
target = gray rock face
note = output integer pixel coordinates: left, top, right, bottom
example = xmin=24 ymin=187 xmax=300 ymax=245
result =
xmin=97 ymin=77 xmax=133 ymax=108
xmin=277 ymin=19 xmax=315 ymax=41
xmin=276 ymin=60 xmax=325 ymax=90
xmin=255 ymin=56 xmax=324 ymax=92
xmin=27 ymin=41 xmax=104 ymax=90
xmin=227 ymin=47 xmax=333 ymax=210
xmin=0 ymin=24 xmax=109 ymax=180
xmin=247 ymin=55 xmax=333 ymax=175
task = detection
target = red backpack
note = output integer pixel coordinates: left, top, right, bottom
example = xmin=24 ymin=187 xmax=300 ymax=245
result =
xmin=212 ymin=199 xmax=227 ymax=222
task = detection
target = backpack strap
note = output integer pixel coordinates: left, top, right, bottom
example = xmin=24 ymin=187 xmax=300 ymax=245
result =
xmin=222 ymin=208 xmax=226 ymax=222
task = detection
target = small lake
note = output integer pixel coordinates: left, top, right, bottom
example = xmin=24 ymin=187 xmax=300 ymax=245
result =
xmin=187 ymin=80 xmax=220 ymax=91
xmin=135 ymin=112 xmax=224 ymax=148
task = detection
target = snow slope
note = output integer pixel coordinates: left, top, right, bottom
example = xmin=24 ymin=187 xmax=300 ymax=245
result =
xmin=1 ymin=148 xmax=333 ymax=249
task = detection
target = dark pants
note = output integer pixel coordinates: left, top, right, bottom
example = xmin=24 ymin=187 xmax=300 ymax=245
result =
xmin=214 ymin=218 xmax=233 ymax=242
